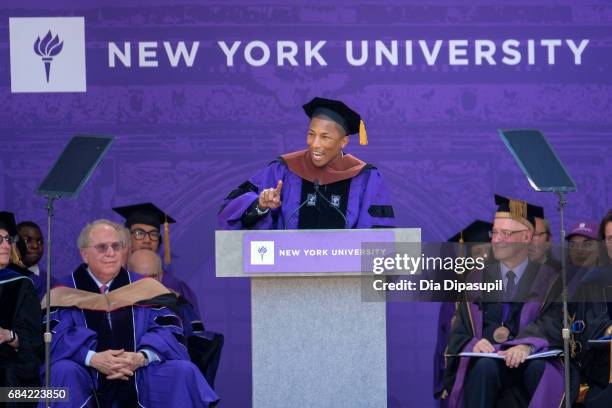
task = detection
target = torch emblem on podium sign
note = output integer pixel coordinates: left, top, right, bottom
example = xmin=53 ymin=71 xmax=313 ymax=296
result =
xmin=34 ymin=30 xmax=64 ymax=83
xmin=250 ymin=241 xmax=275 ymax=265
xmin=258 ymin=246 xmax=267 ymax=262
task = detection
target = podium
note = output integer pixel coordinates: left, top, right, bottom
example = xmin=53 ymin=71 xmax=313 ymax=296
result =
xmin=216 ymin=228 xmax=419 ymax=407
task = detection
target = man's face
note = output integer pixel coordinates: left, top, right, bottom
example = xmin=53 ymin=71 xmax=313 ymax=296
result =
xmin=568 ymin=235 xmax=599 ymax=268
xmin=529 ymin=218 xmax=551 ymax=264
xmin=306 ymin=116 xmax=349 ymax=168
xmin=129 ymin=223 xmax=160 ymax=252
xmin=605 ymin=222 xmax=612 ymax=261
xmin=80 ymin=224 xmax=126 ymax=283
xmin=128 ymin=250 xmax=162 ymax=282
xmin=491 ymin=218 xmax=532 ymax=264
xmin=0 ymin=228 xmax=11 ymax=268
xmin=18 ymin=225 xmax=44 ymax=267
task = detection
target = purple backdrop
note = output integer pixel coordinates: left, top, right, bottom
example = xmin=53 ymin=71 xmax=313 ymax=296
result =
xmin=1 ymin=1 xmax=611 ymax=407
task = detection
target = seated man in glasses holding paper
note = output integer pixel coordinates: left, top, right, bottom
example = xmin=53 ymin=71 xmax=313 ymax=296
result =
xmin=44 ymin=219 xmax=218 ymax=408
xmin=443 ymin=195 xmax=562 ymax=408
xmin=218 ymin=97 xmax=395 ymax=230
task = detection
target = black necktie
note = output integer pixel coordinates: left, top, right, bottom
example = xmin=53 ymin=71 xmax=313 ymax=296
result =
xmin=506 ymin=270 xmax=516 ymax=300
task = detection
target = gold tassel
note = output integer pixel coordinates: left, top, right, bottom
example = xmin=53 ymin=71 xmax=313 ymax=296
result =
xmin=163 ymin=218 xmax=171 ymax=265
xmin=359 ymin=120 xmax=368 ymax=145
xmin=508 ymin=199 xmax=527 ymax=219
xmin=458 ymin=231 xmax=465 ymax=257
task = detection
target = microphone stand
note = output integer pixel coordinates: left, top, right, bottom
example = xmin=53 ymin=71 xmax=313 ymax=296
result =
xmin=313 ymin=180 xmax=348 ymax=229
xmin=44 ymin=195 xmax=58 ymax=408
xmin=557 ymin=192 xmax=571 ymax=408
xmin=283 ymin=196 xmax=312 ymax=230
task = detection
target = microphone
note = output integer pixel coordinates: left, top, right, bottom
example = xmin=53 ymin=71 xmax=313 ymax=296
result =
xmin=313 ymin=179 xmax=348 ymax=229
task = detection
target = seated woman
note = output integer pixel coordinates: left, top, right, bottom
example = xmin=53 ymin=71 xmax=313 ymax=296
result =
xmin=0 ymin=211 xmax=43 ymax=407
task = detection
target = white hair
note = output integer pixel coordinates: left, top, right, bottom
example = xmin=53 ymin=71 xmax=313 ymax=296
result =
xmin=77 ymin=219 xmax=128 ymax=249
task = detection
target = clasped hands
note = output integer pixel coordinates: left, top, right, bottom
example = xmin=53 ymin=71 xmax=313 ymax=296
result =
xmin=472 ymin=338 xmax=532 ymax=368
xmin=90 ymin=349 xmax=147 ymax=380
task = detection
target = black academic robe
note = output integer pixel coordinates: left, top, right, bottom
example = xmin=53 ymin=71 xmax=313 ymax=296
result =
xmin=568 ymin=266 xmax=612 ymax=408
xmin=144 ymin=293 xmax=224 ymax=389
xmin=7 ymin=262 xmax=57 ymax=301
xmin=218 ymin=151 xmax=396 ymax=230
xmin=443 ymin=261 xmax=562 ymax=408
xmin=529 ymin=266 xmax=612 ymax=407
xmin=0 ymin=268 xmax=43 ymax=407
xmin=487 ymin=262 xmax=612 ymax=408
xmin=177 ymin=297 xmax=224 ymax=389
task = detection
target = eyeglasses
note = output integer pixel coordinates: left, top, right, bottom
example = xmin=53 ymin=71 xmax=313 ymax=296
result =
xmin=0 ymin=235 xmax=15 ymax=245
xmin=131 ymin=228 xmax=161 ymax=241
xmin=531 ymin=231 xmax=549 ymax=241
xmin=489 ymin=229 xmax=529 ymax=239
xmin=86 ymin=241 xmax=126 ymax=254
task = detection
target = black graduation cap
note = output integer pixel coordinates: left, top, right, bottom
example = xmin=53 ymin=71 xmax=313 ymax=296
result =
xmin=0 ymin=211 xmax=18 ymax=237
xmin=113 ymin=202 xmax=175 ymax=264
xmin=494 ymin=194 xmax=543 ymax=230
xmin=113 ymin=202 xmax=176 ymax=229
xmin=0 ymin=211 xmax=24 ymax=266
xmin=303 ymin=97 xmax=368 ymax=145
xmin=448 ymin=220 xmax=493 ymax=243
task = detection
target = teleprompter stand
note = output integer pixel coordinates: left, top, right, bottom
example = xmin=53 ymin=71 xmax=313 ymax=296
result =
xmin=499 ymin=129 xmax=577 ymax=408
xmin=36 ymin=135 xmax=114 ymax=407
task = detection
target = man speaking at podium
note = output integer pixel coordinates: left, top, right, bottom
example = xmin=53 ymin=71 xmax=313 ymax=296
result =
xmin=218 ymin=97 xmax=395 ymax=230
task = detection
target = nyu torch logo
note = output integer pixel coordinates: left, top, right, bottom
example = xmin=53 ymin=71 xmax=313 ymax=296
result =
xmin=250 ymin=241 xmax=275 ymax=265
xmin=257 ymin=246 xmax=268 ymax=262
xmin=34 ymin=30 xmax=64 ymax=82
xmin=9 ymin=17 xmax=86 ymax=93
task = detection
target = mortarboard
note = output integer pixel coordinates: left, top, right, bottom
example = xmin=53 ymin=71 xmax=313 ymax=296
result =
xmin=448 ymin=220 xmax=493 ymax=244
xmin=303 ymin=97 xmax=368 ymax=145
xmin=494 ymin=194 xmax=542 ymax=230
xmin=0 ymin=211 xmax=24 ymax=265
xmin=113 ymin=203 xmax=176 ymax=265
xmin=0 ymin=211 xmax=18 ymax=237
xmin=113 ymin=202 xmax=175 ymax=229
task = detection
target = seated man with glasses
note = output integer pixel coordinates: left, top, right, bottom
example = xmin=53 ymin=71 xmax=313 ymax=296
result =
xmin=528 ymin=215 xmax=561 ymax=272
xmin=444 ymin=194 xmax=563 ymax=408
xmin=113 ymin=202 xmax=200 ymax=311
xmin=601 ymin=210 xmax=612 ymax=265
xmin=45 ymin=219 xmax=218 ymax=407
